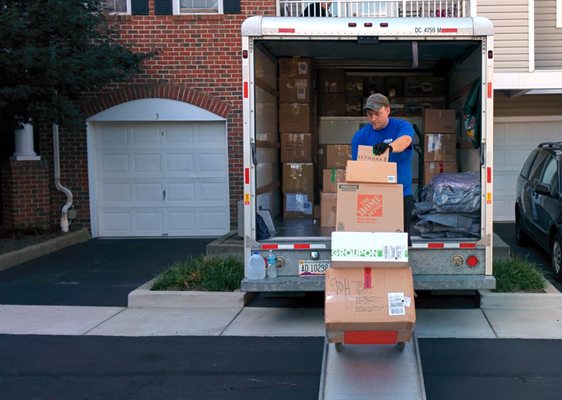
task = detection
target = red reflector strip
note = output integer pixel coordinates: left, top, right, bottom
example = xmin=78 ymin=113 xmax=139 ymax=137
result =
xmin=243 ymin=82 xmax=248 ymax=98
xmin=363 ymin=268 xmax=372 ymax=289
xmin=278 ymin=28 xmax=295 ymax=33
xmin=460 ymin=243 xmax=477 ymax=249
xmin=441 ymin=28 xmax=458 ymax=33
xmin=344 ymin=331 xmax=398 ymax=345
xmin=487 ymin=82 xmax=493 ymax=98
xmin=487 ymin=167 xmax=492 ymax=183
xmin=244 ymin=168 xmax=249 ymax=185
xmin=428 ymin=243 xmax=445 ymax=249
xmin=261 ymin=244 xmax=278 ymax=250
xmin=293 ymin=243 xmax=310 ymax=249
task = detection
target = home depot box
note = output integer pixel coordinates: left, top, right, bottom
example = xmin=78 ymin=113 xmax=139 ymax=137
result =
xmin=321 ymin=192 xmax=338 ymax=227
xmin=424 ymin=109 xmax=456 ymax=133
xmin=284 ymin=193 xmax=313 ymax=218
xmin=279 ymin=78 xmax=311 ymax=103
xmin=318 ymin=69 xmax=345 ymax=93
xmin=281 ymin=133 xmax=313 ymax=163
xmin=356 ymin=145 xmax=389 ymax=162
xmin=424 ymin=161 xmax=457 ymax=184
xmin=336 ymin=183 xmax=404 ymax=232
xmin=279 ymin=103 xmax=311 ymax=133
xmin=346 ymin=160 xmax=397 ymax=184
xmin=325 ymin=145 xmax=352 ymax=168
xmin=325 ymin=267 xmax=416 ymax=344
xmin=331 ymin=231 xmax=408 ymax=263
xmin=322 ymin=168 xmax=346 ymax=193
xmin=282 ymin=163 xmax=314 ymax=194
xmin=424 ymin=133 xmax=457 ymax=162
xmin=279 ymin=57 xmax=311 ymax=78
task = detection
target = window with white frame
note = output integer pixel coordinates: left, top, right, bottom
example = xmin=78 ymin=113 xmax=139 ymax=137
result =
xmin=175 ymin=0 xmax=221 ymax=14
xmin=102 ymin=0 xmax=130 ymax=14
xmin=557 ymin=0 xmax=562 ymax=28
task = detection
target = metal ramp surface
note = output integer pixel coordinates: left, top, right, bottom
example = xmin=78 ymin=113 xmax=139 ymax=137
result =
xmin=319 ymin=334 xmax=426 ymax=400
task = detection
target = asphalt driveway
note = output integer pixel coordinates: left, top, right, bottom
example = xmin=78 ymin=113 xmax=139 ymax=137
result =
xmin=0 ymin=238 xmax=212 ymax=307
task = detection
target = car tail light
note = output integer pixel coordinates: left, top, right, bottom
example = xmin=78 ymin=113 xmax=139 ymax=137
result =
xmin=466 ymin=255 xmax=479 ymax=268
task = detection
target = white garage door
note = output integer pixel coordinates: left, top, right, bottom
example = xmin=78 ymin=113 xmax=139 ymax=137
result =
xmin=93 ymin=121 xmax=229 ymax=237
xmin=494 ymin=118 xmax=562 ymax=222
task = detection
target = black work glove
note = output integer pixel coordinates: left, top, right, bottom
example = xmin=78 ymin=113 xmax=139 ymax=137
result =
xmin=373 ymin=142 xmax=393 ymax=155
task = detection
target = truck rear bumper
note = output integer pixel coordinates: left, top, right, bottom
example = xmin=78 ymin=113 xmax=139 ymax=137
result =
xmin=241 ymin=274 xmax=496 ymax=292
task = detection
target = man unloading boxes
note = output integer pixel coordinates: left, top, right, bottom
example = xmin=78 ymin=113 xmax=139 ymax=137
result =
xmin=351 ymin=93 xmax=415 ymax=238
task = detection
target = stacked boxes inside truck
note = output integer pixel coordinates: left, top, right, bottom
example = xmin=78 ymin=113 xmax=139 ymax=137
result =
xmin=320 ymin=145 xmax=351 ymax=227
xmin=326 ymin=146 xmax=416 ymax=347
xmin=279 ymin=57 xmax=315 ymax=218
xmin=423 ymin=109 xmax=458 ymax=184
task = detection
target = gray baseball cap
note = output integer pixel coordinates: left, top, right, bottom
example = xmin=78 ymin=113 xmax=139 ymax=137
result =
xmin=364 ymin=93 xmax=390 ymax=111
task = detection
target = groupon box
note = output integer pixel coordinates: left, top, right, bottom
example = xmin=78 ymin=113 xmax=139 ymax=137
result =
xmin=325 ymin=267 xmax=416 ymax=345
xmin=331 ymin=231 xmax=408 ymax=263
xmin=336 ymin=183 xmax=404 ymax=232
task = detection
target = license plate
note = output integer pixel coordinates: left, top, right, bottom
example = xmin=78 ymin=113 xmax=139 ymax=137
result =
xmin=299 ymin=260 xmax=330 ymax=276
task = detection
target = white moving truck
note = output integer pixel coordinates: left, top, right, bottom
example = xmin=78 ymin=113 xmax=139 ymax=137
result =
xmin=240 ymin=16 xmax=495 ymax=292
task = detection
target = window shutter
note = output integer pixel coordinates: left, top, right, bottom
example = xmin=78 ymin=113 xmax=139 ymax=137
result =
xmin=223 ymin=0 xmax=241 ymax=14
xmin=154 ymin=0 xmax=173 ymax=15
xmin=131 ymin=0 xmax=149 ymax=15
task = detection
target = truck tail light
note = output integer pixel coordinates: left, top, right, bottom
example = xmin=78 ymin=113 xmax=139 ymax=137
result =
xmin=466 ymin=255 xmax=479 ymax=268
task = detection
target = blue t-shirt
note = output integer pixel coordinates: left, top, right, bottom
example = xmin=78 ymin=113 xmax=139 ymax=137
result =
xmin=351 ymin=118 xmax=415 ymax=196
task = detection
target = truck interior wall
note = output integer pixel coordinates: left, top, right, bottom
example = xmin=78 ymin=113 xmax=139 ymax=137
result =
xmin=448 ymin=45 xmax=483 ymax=173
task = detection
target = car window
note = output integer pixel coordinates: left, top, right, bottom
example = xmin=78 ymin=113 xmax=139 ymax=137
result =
xmin=540 ymin=157 xmax=557 ymax=194
xmin=520 ymin=149 xmax=538 ymax=179
xmin=528 ymin=151 xmax=549 ymax=182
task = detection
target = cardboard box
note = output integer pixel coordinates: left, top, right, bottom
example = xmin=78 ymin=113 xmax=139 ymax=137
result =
xmin=424 ymin=161 xmax=457 ymax=184
xmin=279 ymin=78 xmax=311 ymax=103
xmin=321 ymin=192 xmax=338 ymax=228
xmin=282 ymin=163 xmax=314 ymax=194
xmin=346 ymin=76 xmax=364 ymax=97
xmin=322 ymin=168 xmax=346 ymax=193
xmin=357 ymin=145 xmax=389 ymax=162
xmin=313 ymin=204 xmax=321 ymax=220
xmin=325 ymin=145 xmax=352 ymax=168
xmin=424 ymin=109 xmax=456 ymax=134
xmin=279 ymin=57 xmax=311 ymax=78
xmin=319 ymin=94 xmax=346 ymax=116
xmin=424 ymin=133 xmax=457 ymax=162
xmin=346 ymin=160 xmax=397 ymax=184
xmin=405 ymin=76 xmax=446 ymax=97
xmin=318 ymin=69 xmax=345 ymax=93
xmin=336 ymin=183 xmax=404 ymax=232
xmin=281 ymin=133 xmax=313 ymax=163
xmin=325 ymin=267 xmax=416 ymax=344
xmin=284 ymin=193 xmax=313 ymax=218
xmin=331 ymin=231 xmax=408 ymax=263
xmin=279 ymin=103 xmax=311 ymax=133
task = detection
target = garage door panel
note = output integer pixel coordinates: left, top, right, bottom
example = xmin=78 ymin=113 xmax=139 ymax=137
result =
xmin=95 ymin=121 xmax=229 ymax=237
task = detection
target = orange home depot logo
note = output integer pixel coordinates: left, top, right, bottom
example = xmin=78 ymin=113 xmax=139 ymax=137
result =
xmin=357 ymin=194 xmax=383 ymax=217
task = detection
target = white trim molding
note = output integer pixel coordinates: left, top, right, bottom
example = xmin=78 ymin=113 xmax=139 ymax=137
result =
xmin=558 ymin=0 xmax=562 ymax=28
xmin=495 ymin=71 xmax=562 ymax=90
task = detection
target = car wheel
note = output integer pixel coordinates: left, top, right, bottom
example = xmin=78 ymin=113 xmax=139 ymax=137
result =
xmin=552 ymin=234 xmax=562 ymax=282
xmin=515 ymin=211 xmax=529 ymax=246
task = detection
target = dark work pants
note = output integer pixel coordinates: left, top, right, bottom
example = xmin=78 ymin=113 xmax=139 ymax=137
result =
xmin=404 ymin=195 xmax=414 ymax=245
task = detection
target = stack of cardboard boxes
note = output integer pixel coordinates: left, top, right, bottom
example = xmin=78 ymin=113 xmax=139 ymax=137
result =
xmin=320 ymin=145 xmax=351 ymax=227
xmin=279 ymin=58 xmax=315 ymax=218
xmin=325 ymin=146 xmax=416 ymax=347
xmin=423 ymin=109 xmax=458 ymax=185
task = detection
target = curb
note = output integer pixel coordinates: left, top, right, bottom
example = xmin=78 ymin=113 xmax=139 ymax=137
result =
xmin=479 ymin=279 xmax=562 ymax=310
xmin=0 ymin=228 xmax=91 ymax=272
xmin=128 ymin=278 xmax=254 ymax=309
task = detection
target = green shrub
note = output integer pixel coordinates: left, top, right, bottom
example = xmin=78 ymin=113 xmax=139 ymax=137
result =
xmin=151 ymin=255 xmax=243 ymax=292
xmin=493 ymin=255 xmax=546 ymax=292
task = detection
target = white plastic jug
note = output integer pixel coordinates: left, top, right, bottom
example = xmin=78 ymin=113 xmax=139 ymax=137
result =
xmin=247 ymin=251 xmax=266 ymax=280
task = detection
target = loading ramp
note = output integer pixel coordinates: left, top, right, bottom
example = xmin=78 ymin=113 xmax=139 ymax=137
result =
xmin=319 ymin=334 xmax=426 ymax=400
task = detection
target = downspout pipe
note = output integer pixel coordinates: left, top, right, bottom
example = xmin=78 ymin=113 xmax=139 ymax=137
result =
xmin=53 ymin=123 xmax=73 ymax=232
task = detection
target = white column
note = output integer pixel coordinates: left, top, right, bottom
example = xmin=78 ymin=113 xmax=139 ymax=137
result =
xmin=11 ymin=123 xmax=41 ymax=161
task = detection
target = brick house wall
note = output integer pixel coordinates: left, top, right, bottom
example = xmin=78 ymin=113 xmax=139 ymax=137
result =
xmin=6 ymin=0 xmax=277 ymax=233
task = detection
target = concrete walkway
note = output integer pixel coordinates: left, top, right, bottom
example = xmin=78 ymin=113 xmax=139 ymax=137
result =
xmin=1 ymin=283 xmax=561 ymax=339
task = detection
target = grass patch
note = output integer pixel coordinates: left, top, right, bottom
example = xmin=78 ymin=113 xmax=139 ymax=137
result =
xmin=493 ymin=255 xmax=546 ymax=293
xmin=151 ymin=255 xmax=243 ymax=292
